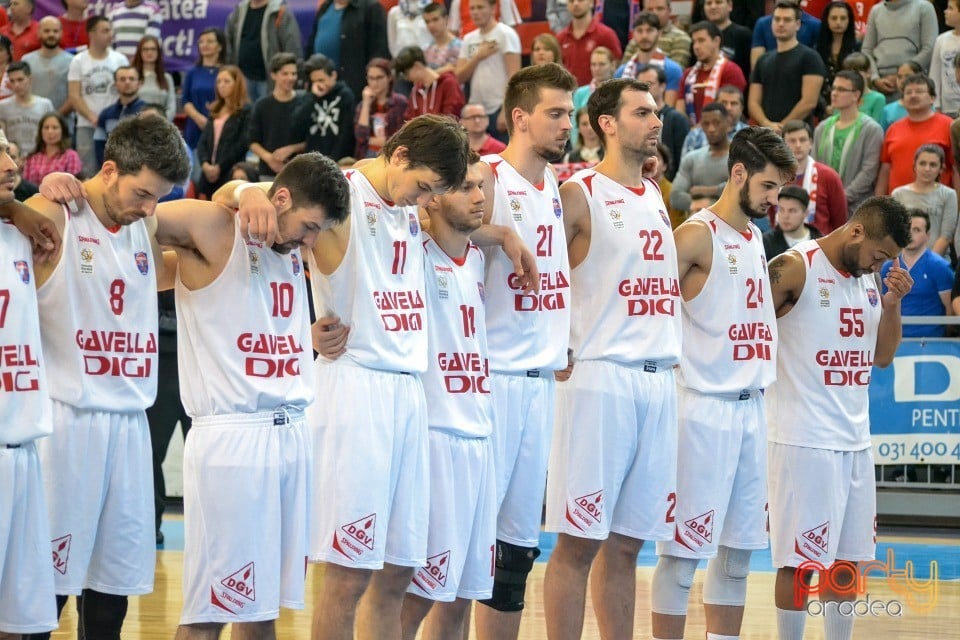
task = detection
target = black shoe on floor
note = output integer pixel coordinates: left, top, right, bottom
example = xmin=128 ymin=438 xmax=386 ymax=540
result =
xmin=156 ymin=530 xmax=164 ymax=546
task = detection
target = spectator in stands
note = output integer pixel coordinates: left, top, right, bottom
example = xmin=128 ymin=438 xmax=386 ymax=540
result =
xmin=781 ymin=119 xmax=847 ymax=234
xmin=701 ymin=0 xmax=751 ymax=78
xmin=58 ymin=0 xmax=87 ymax=50
xmin=748 ymin=1 xmax=825 ymax=134
xmin=545 ymin=0 xmax=570 ymax=34
xmin=1 ymin=0 xmax=38 ymax=60
xmin=306 ymin=0 xmax=388 ymax=101
xmin=880 ymin=61 xmax=924 ymax=130
xmin=23 ymin=17 xmax=73 ymax=122
xmin=563 ymin=106 xmax=603 ymax=163
xmin=813 ymin=71 xmax=883 ymax=214
xmin=931 ymin=0 xmax=960 ymax=118
xmin=677 ymin=21 xmax=746 ymax=125
xmin=680 ymin=84 xmax=745 ymax=157
xmin=862 ymin=0 xmax=938 ymax=99
xmin=196 ymin=65 xmax=252 ymax=198
xmin=106 ymin=0 xmax=160 ymax=60
xmin=841 ymin=52 xmax=886 ymax=124
xmin=815 ymin=1 xmax=857 ymax=117
xmin=68 ymin=16 xmax=128 ymax=174
xmin=230 ymin=161 xmax=260 ymax=182
xmin=394 ymin=45 xmax=465 ymax=119
xmin=636 ymin=62 xmax=688 ymax=180
xmin=132 ymin=35 xmax=174 ymax=120
xmin=571 ymin=45 xmax=615 ymax=144
xmin=0 ymin=60 xmax=52 ymax=156
xmin=249 ymin=52 xmax=307 ymax=178
xmin=635 ymin=0 xmax=690 ymax=67
xmin=182 ymin=27 xmax=224 ymax=150
xmin=653 ymin=141 xmax=685 ymax=227
xmin=22 ymin=112 xmax=80 ymax=182
xmin=455 ymin=0 xmax=520 ymax=140
xmin=531 ymin=33 xmax=562 ymax=66
xmin=93 ymin=65 xmax=144 ymax=165
xmin=892 ymin=144 xmax=958 ymax=256
xmin=691 ymin=0 xmax=765 ymax=33
xmin=616 ymin=12 xmax=682 ymax=105
xmin=749 ymin=0 xmax=820 ymax=69
xmin=881 ymin=210 xmax=955 ymax=337
xmin=292 ymin=54 xmax=355 ymax=162
xmin=594 ymin=0 xmax=635 ymax=51
xmin=355 ymin=57 xmax=407 ymax=158
xmin=422 ymin=2 xmax=461 ymax=74
xmin=878 ymin=74 xmax=955 ymax=195
xmin=448 ymin=0 xmax=520 ymax=38
xmin=227 ymin=0 xmax=303 ymax=102
xmin=387 ymin=0 xmax=430 ymax=59
xmin=0 ymin=36 xmax=12 ymax=101
xmin=461 ymin=101 xmax=505 ymax=154
xmin=670 ymin=102 xmax=730 ymax=214
xmin=6 ymin=140 xmax=38 ymax=201
xmin=557 ymin=0 xmax=622 ymax=86
xmin=763 ymin=185 xmax=822 ymax=258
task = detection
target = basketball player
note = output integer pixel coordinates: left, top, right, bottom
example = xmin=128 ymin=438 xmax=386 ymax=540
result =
xmin=2 ymin=115 xmax=189 ymax=639
xmin=0 ymin=129 xmax=59 ymax=640
xmin=541 ymin=78 xmax=681 ymax=640
xmin=766 ymin=197 xmax=912 ymax=640
xmin=320 ymin=153 xmax=498 ymax=640
xmin=154 ymin=154 xmax=348 ymax=639
xmin=218 ymin=115 xmax=535 ymax=640
xmin=473 ymin=62 xmax=577 ymax=640
xmin=649 ymin=127 xmax=796 ymax=640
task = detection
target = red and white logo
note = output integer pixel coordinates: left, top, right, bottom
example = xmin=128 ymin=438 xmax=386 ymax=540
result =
xmin=221 ymin=562 xmax=256 ymax=601
xmin=332 ymin=513 xmax=377 ymax=562
xmin=675 ymin=510 xmax=714 ymax=550
xmin=795 ymin=521 xmax=830 ymax=561
xmin=52 ymin=534 xmax=71 ymax=575
xmin=565 ymin=490 xmax=604 ymax=532
xmin=412 ymin=550 xmax=450 ymax=593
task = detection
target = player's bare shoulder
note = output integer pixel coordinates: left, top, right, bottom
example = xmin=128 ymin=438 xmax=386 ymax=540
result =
xmin=22 ymin=194 xmax=68 ymax=285
xmin=674 ymin=216 xmax=713 ymax=298
xmin=768 ymin=249 xmax=807 ymax=317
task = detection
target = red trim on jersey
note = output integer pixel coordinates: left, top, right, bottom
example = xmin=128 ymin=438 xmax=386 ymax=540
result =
xmin=804 ymin=247 xmax=819 ymax=267
xmin=451 ymin=253 xmax=468 ymax=266
xmin=837 ymin=268 xmax=852 ymax=279
xmin=709 ymin=210 xmax=752 ymax=240
xmin=582 ymin=173 xmax=595 ymax=196
xmin=708 ymin=219 xmax=718 ymax=233
xmin=625 ymin=183 xmax=646 ymax=197
xmin=106 ymin=224 xmax=121 ymax=234
xmin=647 ymin=177 xmax=662 ymax=197
xmin=534 ymin=179 xmax=545 ymax=191
xmin=489 ymin=160 xmax=502 ymax=181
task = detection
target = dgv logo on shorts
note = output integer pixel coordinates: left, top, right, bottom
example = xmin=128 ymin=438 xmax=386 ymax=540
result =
xmin=565 ymin=490 xmax=604 ymax=532
xmin=412 ymin=550 xmax=450 ymax=593
xmin=796 ymin=521 xmax=830 ymax=561
xmin=52 ymin=534 xmax=71 ymax=575
xmin=332 ymin=514 xmax=377 ymax=562
xmin=211 ymin=562 xmax=256 ymax=614
xmin=676 ymin=510 xmax=714 ymax=550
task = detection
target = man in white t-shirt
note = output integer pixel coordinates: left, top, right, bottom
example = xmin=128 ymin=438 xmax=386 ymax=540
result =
xmin=455 ymin=0 xmax=520 ymax=140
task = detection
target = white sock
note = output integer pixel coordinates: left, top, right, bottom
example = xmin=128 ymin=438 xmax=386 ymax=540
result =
xmin=823 ymin=601 xmax=855 ymax=640
xmin=776 ymin=607 xmax=807 ymax=640
xmin=706 ymin=634 xmax=740 ymax=639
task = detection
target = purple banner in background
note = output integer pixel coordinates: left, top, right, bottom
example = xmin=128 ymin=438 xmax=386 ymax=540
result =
xmin=33 ymin=0 xmax=321 ymax=72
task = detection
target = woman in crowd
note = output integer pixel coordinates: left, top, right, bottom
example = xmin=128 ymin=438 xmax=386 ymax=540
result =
xmin=892 ymin=144 xmax=958 ymax=256
xmin=355 ymin=58 xmax=408 ymax=159
xmin=133 ymin=35 xmax=177 ymax=120
xmin=182 ymin=27 xmax=226 ymax=149
xmin=564 ymin=107 xmax=603 ymax=164
xmin=230 ymin=162 xmax=260 ymax=182
xmin=816 ymin=2 xmax=858 ymax=116
xmin=530 ymin=33 xmax=562 ymax=66
xmin=196 ymin=65 xmax=252 ymax=199
xmin=571 ymin=46 xmax=615 ymax=143
xmin=22 ymin=112 xmax=82 ymax=183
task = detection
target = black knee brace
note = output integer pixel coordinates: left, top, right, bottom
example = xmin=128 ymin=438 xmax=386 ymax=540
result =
xmin=478 ymin=540 xmax=540 ymax=612
xmin=77 ymin=590 xmax=128 ymax=640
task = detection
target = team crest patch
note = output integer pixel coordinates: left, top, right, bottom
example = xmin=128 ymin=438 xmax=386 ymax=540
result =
xmin=553 ymin=197 xmax=562 ymax=219
xmin=866 ymin=288 xmax=879 ymax=307
xmin=726 ymin=253 xmax=738 ymax=274
xmin=134 ymin=251 xmax=149 ymax=275
xmin=477 ymin=282 xmax=485 ymax=303
xmin=608 ymin=209 xmax=624 ymax=230
xmin=437 ymin=274 xmax=449 ymax=299
xmin=659 ymin=209 xmax=670 ymax=226
xmin=80 ymin=247 xmax=94 ymax=274
xmin=13 ymin=259 xmax=29 ymax=284
xmin=409 ymin=212 xmax=420 ymax=236
xmin=819 ymin=287 xmax=830 ymax=308
xmin=510 ymin=198 xmax=522 ymax=222
xmin=291 ymin=253 xmax=301 ymax=276
xmin=248 ymin=249 xmax=260 ymax=275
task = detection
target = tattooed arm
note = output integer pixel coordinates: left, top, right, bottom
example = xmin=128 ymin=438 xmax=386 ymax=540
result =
xmin=767 ymin=250 xmax=806 ymax=318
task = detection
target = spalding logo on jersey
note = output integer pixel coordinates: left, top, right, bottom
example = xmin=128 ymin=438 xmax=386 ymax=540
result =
xmin=552 ymin=197 xmax=562 ymax=219
xmin=866 ymin=288 xmax=879 ymax=307
xmin=134 ymin=251 xmax=149 ymax=275
xmin=14 ymin=259 xmax=29 ymax=284
xmin=291 ymin=254 xmax=301 ymax=276
xmin=409 ymin=213 xmax=420 ymax=236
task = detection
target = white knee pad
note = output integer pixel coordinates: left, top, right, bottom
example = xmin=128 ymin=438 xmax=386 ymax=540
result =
xmin=650 ymin=555 xmax=700 ymax=615
xmin=702 ymin=546 xmax=752 ymax=607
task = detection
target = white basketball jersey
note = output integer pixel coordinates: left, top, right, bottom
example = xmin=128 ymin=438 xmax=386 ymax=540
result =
xmin=309 ymin=170 xmax=428 ymax=374
xmin=176 ymin=220 xmax=314 ymax=417
xmin=38 ymin=204 xmax=158 ymax=411
xmin=566 ymin=169 xmax=681 ymax=367
xmin=678 ymin=209 xmax=777 ymax=393
xmin=421 ymin=237 xmax=494 ymax=438
xmin=0 ymin=221 xmax=51 ymax=443
xmin=766 ymin=240 xmax=882 ymax=451
xmin=482 ymin=155 xmax=570 ymax=372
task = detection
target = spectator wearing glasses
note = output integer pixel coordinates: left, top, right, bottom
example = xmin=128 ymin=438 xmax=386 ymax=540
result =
xmin=355 ymin=57 xmax=407 ymax=158
xmin=461 ymin=102 xmax=505 ymax=155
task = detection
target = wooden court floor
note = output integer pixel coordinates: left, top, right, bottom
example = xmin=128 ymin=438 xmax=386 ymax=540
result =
xmin=50 ymin=534 xmax=960 ymax=639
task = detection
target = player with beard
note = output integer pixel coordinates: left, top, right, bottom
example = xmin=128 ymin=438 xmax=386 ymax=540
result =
xmin=474 ymin=62 xmax=576 ymax=640
xmin=650 ymin=126 xmax=795 ymax=640
xmin=766 ymin=196 xmax=911 ymax=640
xmin=543 ymin=77 xmax=682 ymax=640
xmin=1 ymin=114 xmax=190 ymax=640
